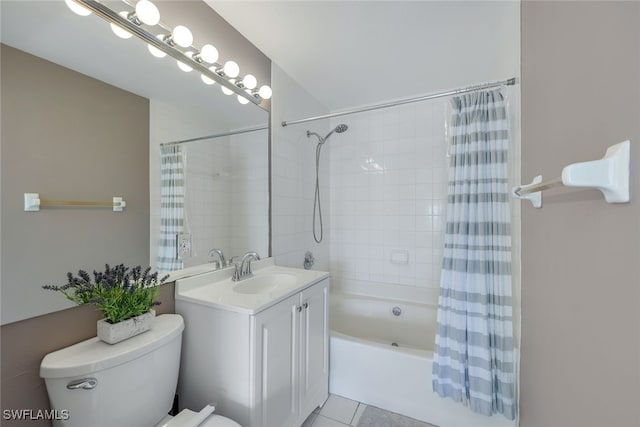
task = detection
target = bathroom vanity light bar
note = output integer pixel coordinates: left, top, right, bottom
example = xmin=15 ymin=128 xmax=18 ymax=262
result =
xmin=69 ymin=0 xmax=270 ymax=106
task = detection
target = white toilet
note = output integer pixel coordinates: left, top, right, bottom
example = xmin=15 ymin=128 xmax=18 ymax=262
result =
xmin=40 ymin=314 xmax=240 ymax=427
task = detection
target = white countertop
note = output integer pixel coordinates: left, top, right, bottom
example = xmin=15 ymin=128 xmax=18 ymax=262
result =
xmin=174 ymin=258 xmax=329 ymax=315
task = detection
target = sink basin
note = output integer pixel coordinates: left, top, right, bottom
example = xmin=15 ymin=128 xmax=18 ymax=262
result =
xmin=232 ymin=273 xmax=298 ymax=295
xmin=175 ymin=258 xmax=330 ymax=314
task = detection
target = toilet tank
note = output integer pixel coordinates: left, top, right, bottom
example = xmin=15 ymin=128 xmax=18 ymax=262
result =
xmin=40 ymin=314 xmax=184 ymax=427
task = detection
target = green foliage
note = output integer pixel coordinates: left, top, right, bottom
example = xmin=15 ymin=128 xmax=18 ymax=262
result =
xmin=43 ymin=264 xmax=168 ymax=324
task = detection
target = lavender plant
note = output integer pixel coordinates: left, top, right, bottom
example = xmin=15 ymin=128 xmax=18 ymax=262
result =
xmin=43 ymin=264 xmax=168 ymax=324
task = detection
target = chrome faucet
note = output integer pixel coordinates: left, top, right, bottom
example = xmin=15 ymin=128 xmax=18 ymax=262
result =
xmin=240 ymin=252 xmax=261 ymax=276
xmin=208 ymin=249 xmax=226 ymax=269
xmin=232 ymin=251 xmax=261 ymax=281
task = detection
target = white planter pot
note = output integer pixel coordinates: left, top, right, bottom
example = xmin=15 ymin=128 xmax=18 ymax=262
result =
xmin=97 ymin=310 xmax=156 ymax=344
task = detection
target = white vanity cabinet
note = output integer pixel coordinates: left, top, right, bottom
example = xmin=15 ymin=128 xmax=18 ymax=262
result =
xmin=176 ymin=272 xmax=329 ymax=427
xmin=252 ymin=280 xmax=329 ymax=427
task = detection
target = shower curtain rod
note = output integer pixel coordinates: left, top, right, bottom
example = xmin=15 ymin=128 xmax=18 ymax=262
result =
xmin=281 ymin=77 xmax=518 ymax=127
xmin=161 ymin=125 xmax=269 ymax=147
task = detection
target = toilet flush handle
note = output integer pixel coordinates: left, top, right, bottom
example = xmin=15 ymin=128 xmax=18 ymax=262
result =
xmin=66 ymin=378 xmax=98 ymax=390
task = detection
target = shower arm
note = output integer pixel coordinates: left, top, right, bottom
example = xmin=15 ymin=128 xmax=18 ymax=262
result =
xmin=306 ymin=131 xmax=325 ymax=143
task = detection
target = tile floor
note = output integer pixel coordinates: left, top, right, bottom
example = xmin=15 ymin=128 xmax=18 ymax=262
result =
xmin=301 ymin=394 xmax=373 ymax=427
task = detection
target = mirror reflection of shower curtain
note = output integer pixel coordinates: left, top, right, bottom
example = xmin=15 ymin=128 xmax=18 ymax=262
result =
xmin=157 ymin=145 xmax=186 ymax=273
xmin=432 ymin=88 xmax=516 ymax=420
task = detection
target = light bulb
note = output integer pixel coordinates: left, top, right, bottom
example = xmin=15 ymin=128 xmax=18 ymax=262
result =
xmin=135 ymin=0 xmax=160 ymax=26
xmin=148 ymin=34 xmax=167 ymax=58
xmin=172 ymin=25 xmax=193 ymax=48
xmin=223 ymin=60 xmax=240 ymax=78
xmin=258 ymin=85 xmax=272 ymax=100
xmin=201 ymin=67 xmax=217 ymax=85
xmin=177 ymin=52 xmax=194 ymax=72
xmin=64 ymin=0 xmax=91 ymax=16
xmin=199 ymin=44 xmax=219 ymax=64
xmin=242 ymin=74 xmax=257 ymax=90
xmin=221 ymin=80 xmax=236 ymax=96
xmin=237 ymin=95 xmax=250 ymax=105
xmin=110 ymin=12 xmax=133 ymax=39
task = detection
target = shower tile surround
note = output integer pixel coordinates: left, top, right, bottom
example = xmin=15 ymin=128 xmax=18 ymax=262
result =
xmin=182 ymin=131 xmax=269 ymax=265
xmin=151 ymin=63 xmax=520 ymax=316
xmin=328 ymin=91 xmax=521 ymax=316
xmin=229 ymin=131 xmax=270 ymax=257
xmin=183 ymin=136 xmax=232 ymax=267
xmin=271 ymin=64 xmax=331 ymax=271
xmin=329 ymin=102 xmax=449 ymax=296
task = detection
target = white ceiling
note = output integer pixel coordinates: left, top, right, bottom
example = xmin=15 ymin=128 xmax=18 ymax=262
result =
xmin=208 ymin=0 xmax=520 ymax=112
xmin=1 ymin=1 xmax=520 ymax=123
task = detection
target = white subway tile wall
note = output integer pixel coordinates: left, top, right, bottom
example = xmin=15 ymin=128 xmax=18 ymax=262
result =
xmin=329 ymin=100 xmax=448 ymax=293
xmin=229 ymin=130 xmax=269 ymax=257
xmin=270 ymin=64 xmax=331 ymax=270
xmin=183 ymin=137 xmax=231 ymax=267
xmin=177 ymin=133 xmax=269 ymax=267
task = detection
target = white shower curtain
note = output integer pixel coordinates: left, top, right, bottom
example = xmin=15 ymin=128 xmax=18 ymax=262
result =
xmin=432 ymin=89 xmax=516 ymax=419
xmin=157 ymin=145 xmax=185 ymax=273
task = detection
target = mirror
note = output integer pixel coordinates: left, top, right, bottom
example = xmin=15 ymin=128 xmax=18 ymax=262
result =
xmin=0 ymin=0 xmax=269 ymax=324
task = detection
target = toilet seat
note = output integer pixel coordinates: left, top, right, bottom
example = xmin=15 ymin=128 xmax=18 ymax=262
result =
xmin=156 ymin=405 xmax=241 ymax=427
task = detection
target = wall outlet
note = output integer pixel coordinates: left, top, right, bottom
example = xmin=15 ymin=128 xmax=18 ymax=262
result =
xmin=177 ymin=233 xmax=192 ymax=257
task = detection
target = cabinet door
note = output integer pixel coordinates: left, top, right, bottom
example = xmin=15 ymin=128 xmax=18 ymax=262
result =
xmin=299 ymin=279 xmax=329 ymax=417
xmin=252 ymin=294 xmax=300 ymax=427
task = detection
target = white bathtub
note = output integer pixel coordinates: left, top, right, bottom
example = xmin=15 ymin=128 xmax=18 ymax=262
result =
xmin=329 ymin=292 xmax=516 ymax=427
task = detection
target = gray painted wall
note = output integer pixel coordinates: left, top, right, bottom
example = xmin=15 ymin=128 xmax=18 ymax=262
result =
xmin=0 ymin=44 xmax=151 ymax=422
xmin=1 ymin=44 xmax=150 ymax=324
xmin=520 ymin=2 xmax=640 ymax=426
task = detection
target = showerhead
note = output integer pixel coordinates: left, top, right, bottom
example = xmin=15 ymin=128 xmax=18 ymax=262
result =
xmin=325 ymin=123 xmax=348 ymax=140
xmin=334 ymin=124 xmax=349 ymax=133
xmin=307 ymin=124 xmax=349 ymax=144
